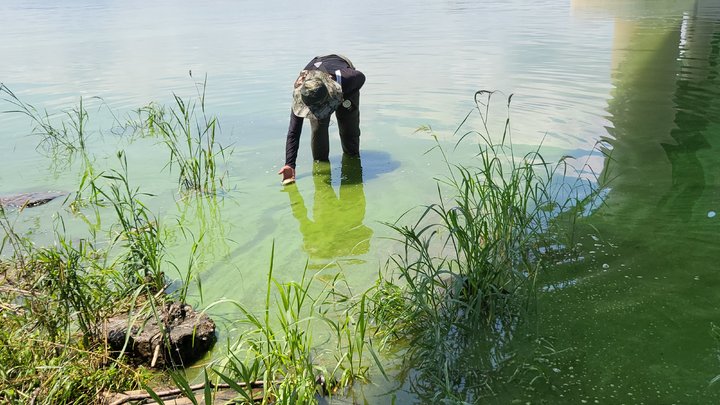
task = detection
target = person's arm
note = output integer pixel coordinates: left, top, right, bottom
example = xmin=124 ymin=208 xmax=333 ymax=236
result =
xmin=278 ymin=111 xmax=303 ymax=184
xmin=337 ymin=68 xmax=366 ymax=96
xmin=284 ymin=111 xmax=304 ymax=168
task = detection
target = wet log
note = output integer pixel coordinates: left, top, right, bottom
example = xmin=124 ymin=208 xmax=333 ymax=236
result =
xmin=0 ymin=192 xmax=65 ymax=208
xmin=102 ymin=301 xmax=216 ymax=368
xmin=104 ymin=381 xmax=265 ymax=405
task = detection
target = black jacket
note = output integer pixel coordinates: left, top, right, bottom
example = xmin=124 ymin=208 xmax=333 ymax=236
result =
xmin=284 ymin=55 xmax=366 ymax=168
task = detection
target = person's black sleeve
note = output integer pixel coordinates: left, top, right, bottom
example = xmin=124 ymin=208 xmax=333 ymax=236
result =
xmin=284 ymin=66 xmax=364 ymax=169
xmin=338 ymin=68 xmax=366 ymax=96
xmin=284 ymin=112 xmax=304 ymax=169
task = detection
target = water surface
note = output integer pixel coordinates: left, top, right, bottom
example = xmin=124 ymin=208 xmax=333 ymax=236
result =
xmin=2 ymin=0 xmax=719 ymax=403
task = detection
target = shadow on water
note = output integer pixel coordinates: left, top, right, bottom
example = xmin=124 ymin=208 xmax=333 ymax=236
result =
xmin=507 ymin=3 xmax=720 ymax=404
xmin=657 ymin=27 xmax=719 ymax=221
xmin=293 ymin=149 xmax=401 ymax=184
xmin=353 ymin=149 xmax=401 ymax=182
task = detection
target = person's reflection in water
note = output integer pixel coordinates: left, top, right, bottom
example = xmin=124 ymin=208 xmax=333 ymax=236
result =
xmin=284 ymin=155 xmax=373 ymax=266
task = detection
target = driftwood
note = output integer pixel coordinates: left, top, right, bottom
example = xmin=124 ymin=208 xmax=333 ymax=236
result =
xmin=103 ymin=374 xmax=325 ymax=404
xmin=101 ymin=301 xmax=216 ymax=368
xmin=0 ymin=192 xmax=66 ymax=208
xmin=105 ymin=380 xmax=267 ymax=405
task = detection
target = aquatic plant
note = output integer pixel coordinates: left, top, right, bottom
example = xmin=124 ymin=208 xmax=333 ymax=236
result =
xmin=370 ymin=91 xmax=601 ymax=401
xmin=171 ymin=193 xmax=232 ymax=306
xmin=0 ymin=83 xmax=93 ymax=164
xmin=0 ymin=206 xmax=154 ymax=404
xmin=0 ymin=205 xmax=32 ymax=267
xmin=133 ymin=77 xmax=230 ymax=195
xmin=95 ymin=151 xmax=168 ymax=292
xmin=0 ymin=88 xmax=230 ymax=404
xmin=0 ymin=186 xmax=213 ymax=404
xmin=191 ymin=244 xmax=380 ymax=404
xmin=1 ymin=85 xmax=609 ymax=403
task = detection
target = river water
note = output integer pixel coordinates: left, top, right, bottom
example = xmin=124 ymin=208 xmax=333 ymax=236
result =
xmin=1 ymin=0 xmax=719 ymax=403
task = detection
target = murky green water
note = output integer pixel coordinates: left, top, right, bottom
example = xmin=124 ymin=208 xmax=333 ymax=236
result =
xmin=2 ymin=0 xmax=719 ymax=403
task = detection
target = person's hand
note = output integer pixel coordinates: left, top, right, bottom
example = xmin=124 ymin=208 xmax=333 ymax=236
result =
xmin=278 ymin=165 xmax=296 ymax=185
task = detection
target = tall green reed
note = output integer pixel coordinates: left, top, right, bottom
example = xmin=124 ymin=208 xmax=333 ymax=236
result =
xmin=97 ymin=151 xmax=167 ymax=292
xmin=1 ymin=84 xmax=107 ymax=234
xmin=370 ymin=91 xmax=603 ymax=401
xmin=170 ymin=193 xmax=231 ymax=306
xmin=0 ymin=206 xmax=153 ymax=404
xmin=202 ymin=244 xmax=377 ymax=404
xmin=0 ymin=88 xmax=224 ymax=403
xmin=380 ymin=91 xmax=548 ymax=328
xmin=1 ymin=85 xmax=208 ymax=298
xmin=31 ymin=236 xmax=120 ymax=346
xmin=0 ymin=83 xmax=93 ymax=163
xmin=134 ymin=77 xmax=230 ymax=195
xmin=0 ymin=205 xmax=32 ymax=267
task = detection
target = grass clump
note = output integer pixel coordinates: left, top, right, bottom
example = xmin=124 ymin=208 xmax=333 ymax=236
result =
xmin=0 ymin=205 xmax=155 ymax=404
xmin=139 ymin=252 xmax=385 ymax=405
xmin=100 ymin=151 xmax=168 ymax=293
xmin=0 ymin=86 xmax=223 ymax=403
xmin=0 ymin=83 xmax=93 ymax=163
xmin=202 ymin=245 xmax=380 ymax=404
xmin=132 ymin=76 xmax=230 ymax=195
xmin=369 ymin=91 xmax=600 ymax=402
xmin=0 ymin=86 xmax=218 ymax=405
xmin=0 ymin=172 xmax=207 ymax=403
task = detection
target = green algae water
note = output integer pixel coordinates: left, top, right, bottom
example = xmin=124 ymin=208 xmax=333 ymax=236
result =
xmin=2 ymin=0 xmax=720 ymax=403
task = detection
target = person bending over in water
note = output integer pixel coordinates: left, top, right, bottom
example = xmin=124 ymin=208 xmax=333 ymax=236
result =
xmin=278 ymin=54 xmax=366 ymax=185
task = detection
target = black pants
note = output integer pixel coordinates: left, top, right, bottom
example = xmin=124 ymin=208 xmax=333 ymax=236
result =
xmin=310 ymin=90 xmax=361 ymax=162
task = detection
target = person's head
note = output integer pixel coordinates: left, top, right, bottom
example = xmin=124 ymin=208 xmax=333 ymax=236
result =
xmin=292 ymin=70 xmax=342 ymax=120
